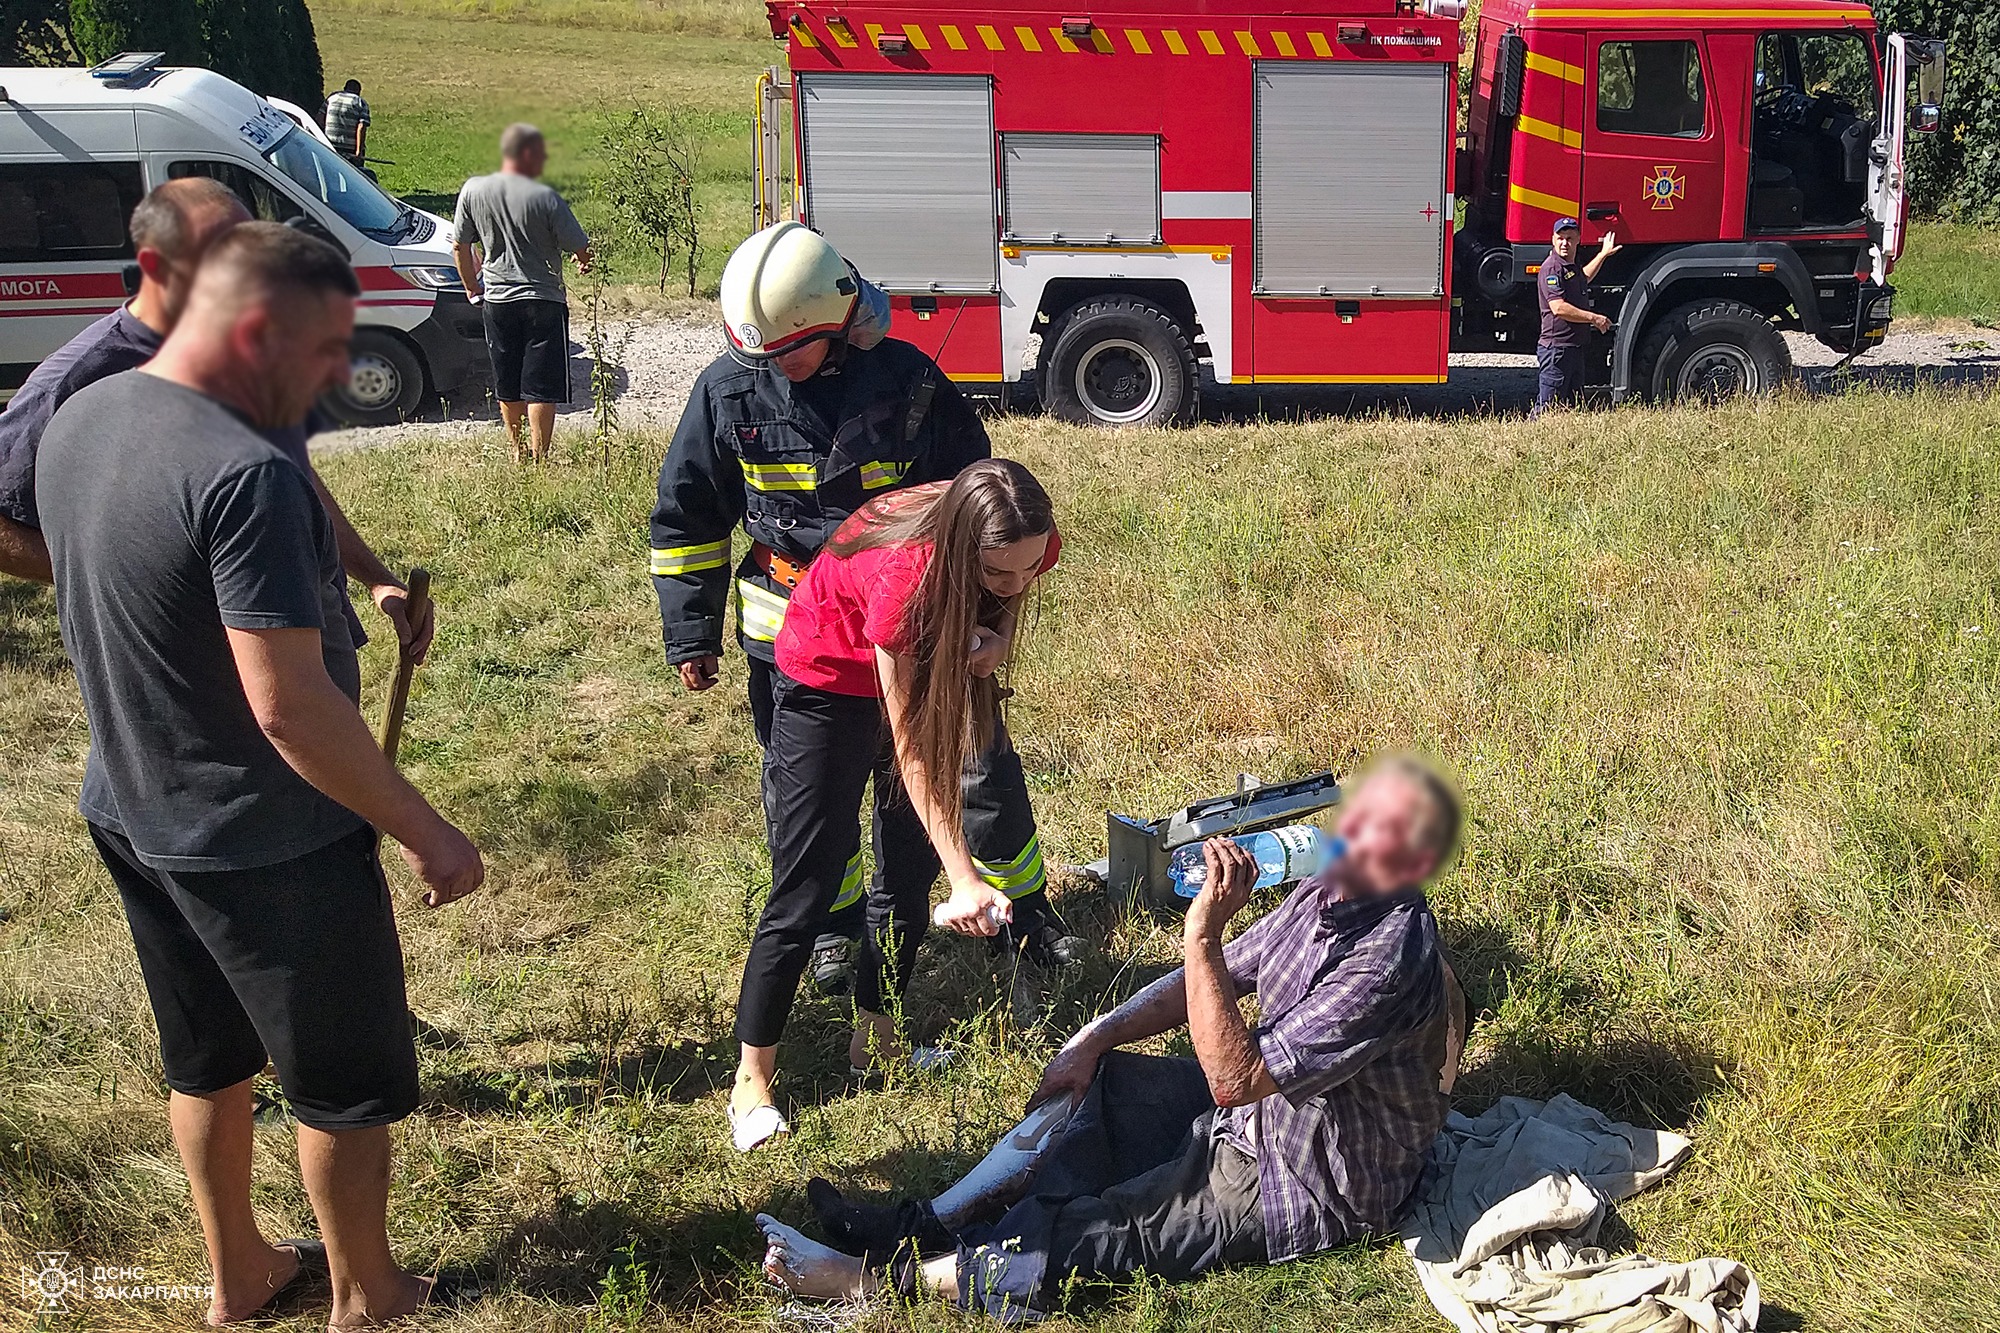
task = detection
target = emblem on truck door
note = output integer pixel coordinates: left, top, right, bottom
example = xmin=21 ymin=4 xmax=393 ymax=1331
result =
xmin=1645 ymin=165 xmax=1686 ymax=211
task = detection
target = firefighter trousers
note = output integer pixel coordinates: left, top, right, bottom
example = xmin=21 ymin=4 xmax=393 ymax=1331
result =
xmin=738 ymin=668 xmax=1044 ymax=1048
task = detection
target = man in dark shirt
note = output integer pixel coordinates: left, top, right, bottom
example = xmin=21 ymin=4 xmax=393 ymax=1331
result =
xmin=754 ymin=758 xmax=1465 ymax=1318
xmin=1533 ymin=217 xmax=1620 ymax=417
xmin=0 ymin=178 xmax=433 ymax=662
xmin=36 ymin=224 xmax=483 ymax=1329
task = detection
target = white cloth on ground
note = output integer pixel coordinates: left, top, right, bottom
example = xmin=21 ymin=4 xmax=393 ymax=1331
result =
xmin=1400 ymin=1093 xmax=1760 ymax=1333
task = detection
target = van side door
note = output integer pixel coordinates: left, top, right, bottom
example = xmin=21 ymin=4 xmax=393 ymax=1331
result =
xmin=0 ymin=109 xmax=143 ymax=385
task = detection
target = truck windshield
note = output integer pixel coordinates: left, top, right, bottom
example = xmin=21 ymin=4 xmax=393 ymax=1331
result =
xmin=262 ymin=127 xmax=412 ymax=241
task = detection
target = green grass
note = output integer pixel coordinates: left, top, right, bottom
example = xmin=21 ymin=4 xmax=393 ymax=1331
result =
xmin=314 ymin=0 xmax=773 ymax=296
xmin=5 ymin=388 xmax=2000 ymax=1330
xmin=1890 ymin=222 xmax=2000 ymax=325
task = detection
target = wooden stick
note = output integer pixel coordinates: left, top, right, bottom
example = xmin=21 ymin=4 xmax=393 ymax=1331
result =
xmin=377 ymin=567 xmax=431 ymax=762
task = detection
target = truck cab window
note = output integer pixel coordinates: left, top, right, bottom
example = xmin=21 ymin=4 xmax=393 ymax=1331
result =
xmin=1750 ymin=31 xmax=1875 ymax=230
xmin=167 ymin=160 xmax=304 ymax=224
xmin=0 ymin=162 xmax=143 ymax=264
xmin=1597 ymin=40 xmax=1706 ymax=138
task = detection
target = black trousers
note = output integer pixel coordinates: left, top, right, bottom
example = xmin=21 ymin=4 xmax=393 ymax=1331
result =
xmin=740 ymin=671 xmax=938 ymax=1045
xmin=1533 ymin=342 xmax=1587 ymax=415
xmin=751 ymin=646 xmax=1050 ymax=947
xmin=955 ymin=1052 xmax=1267 ymax=1320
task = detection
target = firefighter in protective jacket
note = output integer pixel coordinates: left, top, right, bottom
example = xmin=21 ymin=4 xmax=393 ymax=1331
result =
xmin=650 ymin=222 xmax=1083 ymax=988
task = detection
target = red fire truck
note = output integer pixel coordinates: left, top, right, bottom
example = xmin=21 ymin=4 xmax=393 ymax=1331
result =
xmin=752 ymin=0 xmax=1943 ymax=425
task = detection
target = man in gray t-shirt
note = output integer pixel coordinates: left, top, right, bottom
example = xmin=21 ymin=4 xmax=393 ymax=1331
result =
xmin=452 ymin=122 xmax=593 ymax=463
xmin=37 ymin=224 xmax=484 ymax=1329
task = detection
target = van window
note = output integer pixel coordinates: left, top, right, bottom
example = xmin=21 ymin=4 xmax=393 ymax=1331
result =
xmin=1598 ymin=40 xmax=1707 ymax=138
xmin=263 ymin=128 xmax=410 ymax=241
xmin=167 ymin=160 xmax=304 ymax=224
xmin=0 ymin=162 xmax=144 ymax=263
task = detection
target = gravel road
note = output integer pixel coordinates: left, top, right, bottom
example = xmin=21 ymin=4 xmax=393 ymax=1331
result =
xmin=314 ymin=316 xmax=1999 ymax=453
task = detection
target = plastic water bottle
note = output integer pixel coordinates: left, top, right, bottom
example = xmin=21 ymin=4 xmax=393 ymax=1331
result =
xmin=1168 ymin=825 xmax=1346 ymax=899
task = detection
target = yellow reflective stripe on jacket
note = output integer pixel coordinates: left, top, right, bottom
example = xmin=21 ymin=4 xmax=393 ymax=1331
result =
xmin=831 ymin=851 xmax=864 ymax=912
xmin=735 ymin=578 xmax=790 ymax=642
xmin=859 ymin=460 xmax=911 ymax=491
xmin=974 ymin=833 xmax=1046 ymax=899
xmin=741 ymin=460 xmax=818 ymax=492
xmin=649 ymin=539 xmax=729 ymax=576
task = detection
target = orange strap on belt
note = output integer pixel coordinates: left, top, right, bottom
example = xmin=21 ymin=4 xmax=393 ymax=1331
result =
xmin=751 ymin=541 xmax=812 ymax=590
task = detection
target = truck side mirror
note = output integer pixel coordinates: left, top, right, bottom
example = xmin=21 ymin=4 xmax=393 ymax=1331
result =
xmin=1914 ymin=102 xmax=1943 ymax=134
xmin=1912 ymin=41 xmax=1944 ymax=120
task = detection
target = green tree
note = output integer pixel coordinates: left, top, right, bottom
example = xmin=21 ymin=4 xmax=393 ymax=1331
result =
xmin=1873 ymin=1 xmax=2000 ymax=220
xmin=1 ymin=0 xmax=76 ymax=64
xmin=196 ymin=0 xmax=325 ymax=112
xmin=65 ymin=0 xmax=203 ymax=65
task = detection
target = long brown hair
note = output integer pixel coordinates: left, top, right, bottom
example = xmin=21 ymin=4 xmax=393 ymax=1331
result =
xmin=827 ymin=460 xmax=1054 ymax=828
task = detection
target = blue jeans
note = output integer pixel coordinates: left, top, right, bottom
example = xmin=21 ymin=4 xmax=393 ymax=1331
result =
xmin=1534 ymin=343 xmax=1586 ymax=415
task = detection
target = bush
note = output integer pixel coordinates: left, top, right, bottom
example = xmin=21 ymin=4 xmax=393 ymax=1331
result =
xmin=599 ymin=107 xmax=705 ymax=296
xmin=197 ymin=0 xmax=326 ymax=112
xmin=1874 ymin=2 xmax=2000 ymax=221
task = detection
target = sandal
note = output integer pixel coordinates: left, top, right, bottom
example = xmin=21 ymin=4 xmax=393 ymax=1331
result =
xmin=730 ymin=1102 xmax=790 ymax=1153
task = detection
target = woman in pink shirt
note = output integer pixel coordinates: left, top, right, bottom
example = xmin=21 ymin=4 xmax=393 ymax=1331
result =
xmin=728 ymin=460 xmax=1063 ymax=1151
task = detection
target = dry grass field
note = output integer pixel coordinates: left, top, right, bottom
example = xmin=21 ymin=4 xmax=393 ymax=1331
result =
xmin=5 ymin=386 xmax=2000 ymax=1330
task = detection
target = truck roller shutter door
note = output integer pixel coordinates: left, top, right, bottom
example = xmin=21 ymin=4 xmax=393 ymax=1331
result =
xmin=799 ymin=73 xmax=996 ymax=293
xmin=1255 ymin=63 xmax=1451 ymax=298
xmin=1002 ymin=134 xmax=1161 ymax=245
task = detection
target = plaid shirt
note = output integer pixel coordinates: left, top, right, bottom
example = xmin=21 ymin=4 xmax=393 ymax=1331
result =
xmin=1219 ymin=879 xmax=1448 ymax=1262
xmin=323 ymin=91 xmax=369 ymax=157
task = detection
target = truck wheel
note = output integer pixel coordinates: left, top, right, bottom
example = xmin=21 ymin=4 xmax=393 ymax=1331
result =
xmin=322 ymin=330 xmax=427 ymax=427
xmin=1632 ymin=299 xmax=1792 ymax=404
xmin=1040 ymin=298 xmax=1195 ymax=427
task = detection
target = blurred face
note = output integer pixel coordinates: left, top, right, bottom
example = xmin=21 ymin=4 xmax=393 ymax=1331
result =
xmin=509 ymin=141 xmax=548 ymax=178
xmin=978 ymin=532 xmax=1050 ymax=600
xmin=773 ymin=340 xmax=830 ymax=382
xmin=142 ymin=200 xmax=252 ymax=326
xmin=1333 ymin=773 xmax=1442 ymax=897
xmin=231 ymin=290 xmax=356 ymax=428
xmin=1551 ymin=229 xmax=1580 ymax=262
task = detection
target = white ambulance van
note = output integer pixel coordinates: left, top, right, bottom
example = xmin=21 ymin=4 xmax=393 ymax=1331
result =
xmin=0 ymin=55 xmax=487 ymax=425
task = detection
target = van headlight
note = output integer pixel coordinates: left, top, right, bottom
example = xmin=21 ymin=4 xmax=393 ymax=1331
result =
xmin=1866 ymin=292 xmax=1893 ymax=323
xmin=396 ymin=265 xmax=464 ymax=290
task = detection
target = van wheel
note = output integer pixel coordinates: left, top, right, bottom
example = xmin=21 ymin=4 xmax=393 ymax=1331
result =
xmin=1040 ymin=298 xmax=1195 ymax=427
xmin=323 ymin=330 xmax=427 ymax=427
xmin=1632 ymin=299 xmax=1792 ymax=404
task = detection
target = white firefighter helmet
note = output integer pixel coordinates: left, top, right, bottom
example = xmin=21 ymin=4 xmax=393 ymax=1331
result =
xmin=720 ymin=221 xmax=860 ymax=360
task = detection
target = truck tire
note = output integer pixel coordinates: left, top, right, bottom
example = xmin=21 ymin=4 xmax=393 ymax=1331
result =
xmin=1631 ymin=299 xmax=1792 ymax=404
xmin=1040 ymin=298 xmax=1195 ymax=427
xmin=322 ymin=329 xmax=428 ymax=427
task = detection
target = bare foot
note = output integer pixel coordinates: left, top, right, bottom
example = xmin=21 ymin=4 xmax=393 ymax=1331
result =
xmin=757 ymin=1215 xmax=874 ymax=1302
xmin=207 ymin=1241 xmax=304 ymax=1324
xmin=731 ymin=1068 xmax=777 ymax=1119
xmin=848 ymin=1011 xmax=903 ymax=1073
xmin=327 ymin=1270 xmax=434 ymax=1330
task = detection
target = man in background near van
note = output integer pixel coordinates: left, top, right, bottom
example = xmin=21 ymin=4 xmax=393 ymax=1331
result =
xmin=325 ymin=79 xmax=370 ymax=168
xmin=451 ymin=122 xmax=593 ymax=464
xmin=36 ymin=223 xmax=485 ymax=1330
xmin=0 ymin=178 xmax=434 ymax=663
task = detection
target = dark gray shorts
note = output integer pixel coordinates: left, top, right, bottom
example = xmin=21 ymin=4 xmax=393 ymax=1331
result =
xmin=93 ymin=822 xmax=419 ymax=1130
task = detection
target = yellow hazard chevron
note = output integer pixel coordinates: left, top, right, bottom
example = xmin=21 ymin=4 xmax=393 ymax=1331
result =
xmin=792 ymin=19 xmax=1454 ymax=59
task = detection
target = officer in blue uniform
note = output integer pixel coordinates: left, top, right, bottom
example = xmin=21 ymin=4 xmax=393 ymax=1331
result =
xmin=1534 ymin=217 xmax=1619 ymax=416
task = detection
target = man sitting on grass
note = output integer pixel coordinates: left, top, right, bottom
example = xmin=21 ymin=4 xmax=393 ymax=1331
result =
xmin=756 ymin=756 xmax=1462 ymax=1320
